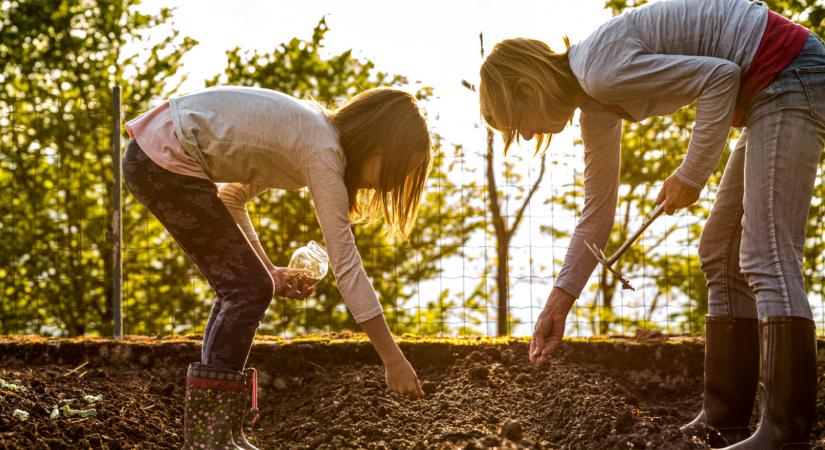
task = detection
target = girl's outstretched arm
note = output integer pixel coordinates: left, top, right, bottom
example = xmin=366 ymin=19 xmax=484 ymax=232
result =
xmin=360 ymin=314 xmax=424 ymax=398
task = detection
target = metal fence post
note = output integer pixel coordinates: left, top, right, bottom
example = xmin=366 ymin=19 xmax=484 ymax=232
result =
xmin=112 ymin=85 xmax=123 ymax=339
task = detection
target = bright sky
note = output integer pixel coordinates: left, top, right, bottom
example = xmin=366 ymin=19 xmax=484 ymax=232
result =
xmin=138 ymin=0 xmax=613 ymax=90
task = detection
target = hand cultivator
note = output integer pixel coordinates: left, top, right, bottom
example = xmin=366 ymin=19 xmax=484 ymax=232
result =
xmin=585 ymin=203 xmax=666 ymax=291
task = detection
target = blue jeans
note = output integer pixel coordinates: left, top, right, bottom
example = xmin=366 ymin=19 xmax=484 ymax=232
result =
xmin=700 ymin=33 xmax=825 ymax=320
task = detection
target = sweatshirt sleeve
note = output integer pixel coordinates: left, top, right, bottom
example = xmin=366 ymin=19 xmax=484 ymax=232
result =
xmin=217 ymin=182 xmax=269 ymax=246
xmin=554 ymin=109 xmax=622 ymax=298
xmin=588 ymin=53 xmax=739 ymax=190
xmin=304 ymin=148 xmax=383 ymax=324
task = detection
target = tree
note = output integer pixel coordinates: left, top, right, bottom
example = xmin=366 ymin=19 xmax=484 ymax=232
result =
xmin=485 ymin=130 xmax=547 ymax=336
xmin=461 ymin=64 xmax=549 ymax=337
xmin=0 ymin=0 xmax=196 ymax=336
xmin=206 ymin=18 xmax=485 ymax=335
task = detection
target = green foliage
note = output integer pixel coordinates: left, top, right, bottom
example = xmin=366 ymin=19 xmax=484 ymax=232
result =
xmin=209 ymin=18 xmax=409 ymax=102
xmin=3 ymin=0 xmax=820 ymax=338
xmin=0 ymin=7 xmax=482 ymax=337
xmin=604 ymin=0 xmax=648 ymax=16
xmin=0 ymin=0 xmax=195 ymax=336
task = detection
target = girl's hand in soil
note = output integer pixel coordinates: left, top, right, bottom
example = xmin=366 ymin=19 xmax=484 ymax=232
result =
xmin=385 ymin=356 xmax=425 ymax=399
xmin=360 ymin=314 xmax=424 ymax=398
xmin=530 ymin=287 xmax=576 ymax=365
xmin=654 ymin=174 xmax=701 ymax=215
xmin=270 ymin=267 xmax=315 ymax=300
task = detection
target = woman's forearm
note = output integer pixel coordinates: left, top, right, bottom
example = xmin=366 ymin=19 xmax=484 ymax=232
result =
xmin=360 ymin=314 xmax=405 ymax=366
xmin=546 ymin=286 xmax=576 ymax=310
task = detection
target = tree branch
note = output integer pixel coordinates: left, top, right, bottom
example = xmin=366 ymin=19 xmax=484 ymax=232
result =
xmin=486 ymin=129 xmax=506 ymax=242
xmin=510 ymin=153 xmax=548 ymax=234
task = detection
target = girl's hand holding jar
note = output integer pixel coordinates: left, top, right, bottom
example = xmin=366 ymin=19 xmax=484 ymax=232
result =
xmin=273 ymin=240 xmax=328 ymax=299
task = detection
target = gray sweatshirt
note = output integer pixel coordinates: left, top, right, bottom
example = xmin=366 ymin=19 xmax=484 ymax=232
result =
xmin=556 ymin=0 xmax=769 ymax=298
xmin=169 ymin=86 xmax=382 ymax=323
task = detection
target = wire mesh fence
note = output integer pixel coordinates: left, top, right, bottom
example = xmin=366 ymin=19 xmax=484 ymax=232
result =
xmin=0 ymin=92 xmax=118 ymax=336
xmin=1 ymin=89 xmax=824 ymax=338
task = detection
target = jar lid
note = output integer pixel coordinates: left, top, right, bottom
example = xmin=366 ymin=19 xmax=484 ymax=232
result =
xmin=307 ymin=240 xmax=328 ymax=261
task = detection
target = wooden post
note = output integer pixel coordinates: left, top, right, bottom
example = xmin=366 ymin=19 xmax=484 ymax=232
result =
xmin=112 ymin=85 xmax=123 ymax=340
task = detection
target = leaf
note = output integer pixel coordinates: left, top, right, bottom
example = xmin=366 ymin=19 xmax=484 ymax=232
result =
xmin=0 ymin=379 xmax=19 ymax=391
xmin=12 ymin=409 xmax=28 ymax=421
xmin=83 ymin=394 xmax=103 ymax=403
xmin=70 ymin=408 xmax=97 ymax=418
xmin=59 ymin=403 xmax=97 ymax=418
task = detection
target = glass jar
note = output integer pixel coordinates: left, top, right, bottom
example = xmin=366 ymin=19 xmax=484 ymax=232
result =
xmin=287 ymin=240 xmax=328 ymax=293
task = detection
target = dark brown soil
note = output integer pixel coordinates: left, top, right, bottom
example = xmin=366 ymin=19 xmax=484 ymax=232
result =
xmin=0 ymin=365 xmax=182 ymax=449
xmin=0 ymin=336 xmax=822 ymax=449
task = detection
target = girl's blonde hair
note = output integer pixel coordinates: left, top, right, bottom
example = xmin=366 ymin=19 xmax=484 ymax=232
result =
xmin=479 ymin=37 xmax=578 ymax=154
xmin=329 ymin=88 xmax=432 ymax=240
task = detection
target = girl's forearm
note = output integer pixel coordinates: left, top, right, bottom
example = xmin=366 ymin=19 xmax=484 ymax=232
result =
xmin=248 ymin=237 xmax=276 ymax=273
xmin=223 ymin=207 xmax=276 ymax=272
xmin=218 ymin=185 xmax=276 ymax=272
xmin=360 ymin=314 xmax=405 ymax=366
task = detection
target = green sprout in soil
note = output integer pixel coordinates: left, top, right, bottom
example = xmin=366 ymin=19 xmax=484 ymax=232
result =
xmin=49 ymin=398 xmax=98 ymax=419
xmin=12 ymin=409 xmax=28 ymax=421
xmin=0 ymin=378 xmax=19 ymax=391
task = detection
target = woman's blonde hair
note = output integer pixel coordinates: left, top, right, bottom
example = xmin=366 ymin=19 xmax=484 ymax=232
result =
xmin=329 ymin=88 xmax=432 ymax=240
xmin=479 ymin=37 xmax=578 ymax=154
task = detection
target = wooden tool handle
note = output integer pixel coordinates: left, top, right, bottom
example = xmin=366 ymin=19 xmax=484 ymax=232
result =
xmin=606 ymin=203 xmax=666 ymax=265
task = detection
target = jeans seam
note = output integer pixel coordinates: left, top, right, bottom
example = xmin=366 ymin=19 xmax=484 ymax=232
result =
xmin=796 ymin=68 xmax=823 ymax=123
xmin=766 ymin=109 xmax=792 ymax=315
xmin=723 ymin=208 xmax=745 ymax=317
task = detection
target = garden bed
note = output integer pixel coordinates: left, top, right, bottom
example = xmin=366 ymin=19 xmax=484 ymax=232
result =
xmin=0 ymin=334 xmax=823 ymax=449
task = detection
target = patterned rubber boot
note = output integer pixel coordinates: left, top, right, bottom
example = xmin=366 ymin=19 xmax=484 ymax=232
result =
xmin=231 ymin=368 xmax=260 ymax=450
xmin=183 ymin=363 xmax=245 ymax=450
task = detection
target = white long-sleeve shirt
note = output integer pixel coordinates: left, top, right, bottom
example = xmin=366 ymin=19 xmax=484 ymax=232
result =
xmin=169 ymin=86 xmax=382 ymax=323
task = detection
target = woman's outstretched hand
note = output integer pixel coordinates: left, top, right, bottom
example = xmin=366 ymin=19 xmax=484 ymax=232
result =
xmin=270 ymin=267 xmax=315 ymax=299
xmin=655 ymin=174 xmax=701 ymax=215
xmin=530 ymin=288 xmax=576 ymax=365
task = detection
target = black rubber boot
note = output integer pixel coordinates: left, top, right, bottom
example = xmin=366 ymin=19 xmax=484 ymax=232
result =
xmin=183 ymin=363 xmax=244 ymax=450
xmin=680 ymin=316 xmax=759 ymax=447
xmin=230 ymin=368 xmax=260 ymax=450
xmin=722 ymin=316 xmax=817 ymax=450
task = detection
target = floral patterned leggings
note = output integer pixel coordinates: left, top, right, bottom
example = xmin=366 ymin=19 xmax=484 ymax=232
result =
xmin=122 ymin=138 xmax=274 ymax=371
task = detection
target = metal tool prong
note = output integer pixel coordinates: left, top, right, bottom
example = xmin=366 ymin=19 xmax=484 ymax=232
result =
xmin=585 ymin=241 xmax=599 ymax=259
xmin=585 ymin=240 xmax=636 ymax=291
